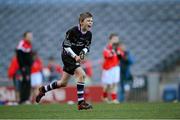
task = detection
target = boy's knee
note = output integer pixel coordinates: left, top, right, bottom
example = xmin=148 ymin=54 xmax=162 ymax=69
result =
xmin=61 ymin=82 xmax=67 ymax=87
xmin=78 ymin=74 xmax=86 ymax=82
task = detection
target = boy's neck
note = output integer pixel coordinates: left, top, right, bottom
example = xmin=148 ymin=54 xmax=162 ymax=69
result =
xmin=81 ymin=27 xmax=87 ymax=32
xmin=78 ymin=24 xmax=87 ymax=34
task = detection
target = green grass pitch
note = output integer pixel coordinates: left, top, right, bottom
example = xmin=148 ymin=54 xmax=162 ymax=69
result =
xmin=0 ymin=102 xmax=180 ymax=119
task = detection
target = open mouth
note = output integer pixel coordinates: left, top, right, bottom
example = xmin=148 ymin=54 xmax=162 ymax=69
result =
xmin=87 ymin=25 xmax=92 ymax=29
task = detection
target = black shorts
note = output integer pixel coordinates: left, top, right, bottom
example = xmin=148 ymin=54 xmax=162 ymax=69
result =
xmin=61 ymin=52 xmax=80 ymax=75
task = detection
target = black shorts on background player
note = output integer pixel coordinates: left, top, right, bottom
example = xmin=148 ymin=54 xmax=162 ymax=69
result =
xmin=62 ymin=26 xmax=92 ymax=74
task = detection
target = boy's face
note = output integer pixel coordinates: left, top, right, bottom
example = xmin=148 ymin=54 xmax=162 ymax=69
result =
xmin=110 ymin=36 xmax=119 ymax=44
xmin=25 ymin=32 xmax=33 ymax=42
xmin=80 ymin=17 xmax=93 ymax=31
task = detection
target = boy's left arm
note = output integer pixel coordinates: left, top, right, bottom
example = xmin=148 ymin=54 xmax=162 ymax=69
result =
xmin=80 ymin=33 xmax=92 ymax=59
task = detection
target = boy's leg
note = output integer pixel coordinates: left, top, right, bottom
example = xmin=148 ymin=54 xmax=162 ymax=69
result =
xmin=74 ymin=67 xmax=92 ymax=110
xmin=36 ymin=71 xmax=71 ymax=103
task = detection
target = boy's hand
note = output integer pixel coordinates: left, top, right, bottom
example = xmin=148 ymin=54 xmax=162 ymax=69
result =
xmin=79 ymin=51 xmax=85 ymax=60
xmin=75 ymin=56 xmax=81 ymax=62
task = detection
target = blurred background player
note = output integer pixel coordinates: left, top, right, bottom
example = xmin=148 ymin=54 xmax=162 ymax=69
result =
xmin=119 ymin=43 xmax=134 ymax=102
xmin=47 ymin=56 xmax=62 ymax=82
xmin=36 ymin=12 xmax=93 ymax=110
xmin=101 ymin=33 xmax=124 ymax=103
xmin=30 ymin=51 xmax=43 ymax=103
xmin=16 ymin=31 xmax=33 ymax=104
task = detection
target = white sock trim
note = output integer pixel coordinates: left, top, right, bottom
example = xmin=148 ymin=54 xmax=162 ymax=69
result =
xmin=45 ymin=86 xmax=48 ymax=91
xmin=50 ymin=83 xmax=53 ymax=89
xmin=78 ymin=97 xmax=84 ymax=101
xmin=77 ymin=91 xmax=84 ymax=94
xmin=77 ymin=82 xmax=85 ymax=86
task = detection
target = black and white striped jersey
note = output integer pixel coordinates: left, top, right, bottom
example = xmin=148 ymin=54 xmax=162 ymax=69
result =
xmin=62 ymin=26 xmax=92 ymax=55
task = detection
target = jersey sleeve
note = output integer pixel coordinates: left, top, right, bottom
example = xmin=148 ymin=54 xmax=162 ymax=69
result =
xmin=63 ymin=29 xmax=75 ymax=48
xmin=84 ymin=32 xmax=92 ymax=52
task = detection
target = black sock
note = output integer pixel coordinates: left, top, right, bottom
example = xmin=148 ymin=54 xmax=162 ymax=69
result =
xmin=44 ymin=81 xmax=58 ymax=92
xmin=77 ymin=82 xmax=85 ymax=105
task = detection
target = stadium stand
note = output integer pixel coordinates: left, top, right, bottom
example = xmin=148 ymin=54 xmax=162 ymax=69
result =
xmin=0 ymin=0 xmax=180 ymax=84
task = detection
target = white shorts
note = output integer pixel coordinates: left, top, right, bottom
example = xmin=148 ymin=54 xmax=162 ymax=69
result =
xmin=31 ymin=72 xmax=43 ymax=87
xmin=101 ymin=66 xmax=120 ymax=85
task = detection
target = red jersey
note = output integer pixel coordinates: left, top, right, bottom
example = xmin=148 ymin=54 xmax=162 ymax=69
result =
xmin=8 ymin=56 xmax=19 ymax=79
xmin=31 ymin=57 xmax=43 ymax=73
xmin=102 ymin=44 xmax=124 ymax=70
xmin=17 ymin=39 xmax=32 ymax=52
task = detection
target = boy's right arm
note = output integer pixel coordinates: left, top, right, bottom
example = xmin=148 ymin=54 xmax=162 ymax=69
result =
xmin=63 ymin=30 xmax=80 ymax=62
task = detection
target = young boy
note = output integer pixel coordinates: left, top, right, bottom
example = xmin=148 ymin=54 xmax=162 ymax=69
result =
xmin=36 ymin=12 xmax=93 ymax=110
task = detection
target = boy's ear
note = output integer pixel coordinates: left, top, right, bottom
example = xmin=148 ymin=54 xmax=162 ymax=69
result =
xmin=80 ymin=19 xmax=85 ymax=24
xmin=80 ymin=20 xmax=83 ymax=24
